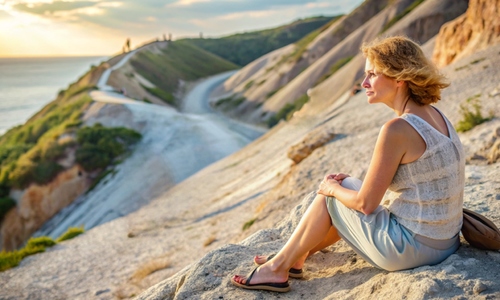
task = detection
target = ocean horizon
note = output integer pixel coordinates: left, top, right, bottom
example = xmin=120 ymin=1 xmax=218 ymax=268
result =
xmin=0 ymin=56 xmax=108 ymax=136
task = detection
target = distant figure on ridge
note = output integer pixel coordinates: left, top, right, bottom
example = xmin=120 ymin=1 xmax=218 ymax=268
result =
xmin=124 ymin=38 xmax=131 ymax=52
xmin=232 ymin=36 xmax=465 ymax=293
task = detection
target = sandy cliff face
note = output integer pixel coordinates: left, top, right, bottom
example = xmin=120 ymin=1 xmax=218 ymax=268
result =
xmin=433 ymin=0 xmax=500 ymax=67
xmin=1 ymin=0 xmax=500 ymax=299
xmin=218 ymin=0 xmax=468 ymax=124
xmin=0 ymin=166 xmax=90 ymax=251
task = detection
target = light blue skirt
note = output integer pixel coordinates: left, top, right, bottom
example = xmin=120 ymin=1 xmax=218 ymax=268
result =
xmin=325 ymin=177 xmax=459 ymax=271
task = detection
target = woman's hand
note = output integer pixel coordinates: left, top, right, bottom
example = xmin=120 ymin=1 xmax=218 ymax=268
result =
xmin=317 ymin=173 xmax=350 ymax=197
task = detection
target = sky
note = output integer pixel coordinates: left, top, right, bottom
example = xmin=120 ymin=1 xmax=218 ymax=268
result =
xmin=0 ymin=0 xmax=364 ymax=57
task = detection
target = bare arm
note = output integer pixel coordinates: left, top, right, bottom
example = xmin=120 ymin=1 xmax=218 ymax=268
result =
xmin=318 ymin=118 xmax=411 ymax=215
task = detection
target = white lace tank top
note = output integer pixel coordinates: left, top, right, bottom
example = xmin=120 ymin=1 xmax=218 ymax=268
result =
xmin=387 ymin=108 xmax=465 ymax=240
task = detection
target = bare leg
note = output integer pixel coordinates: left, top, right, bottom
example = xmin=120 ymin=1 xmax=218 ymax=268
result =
xmin=233 ymin=194 xmax=338 ymax=285
xmin=308 ymin=226 xmax=341 ymax=255
xmin=254 ymin=226 xmax=340 ymax=268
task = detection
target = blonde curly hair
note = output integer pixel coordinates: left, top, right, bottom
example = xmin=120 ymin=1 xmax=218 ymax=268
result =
xmin=361 ymin=36 xmax=449 ymax=105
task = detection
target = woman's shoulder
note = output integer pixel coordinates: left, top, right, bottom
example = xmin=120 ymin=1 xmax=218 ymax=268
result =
xmin=381 ymin=117 xmax=416 ymax=136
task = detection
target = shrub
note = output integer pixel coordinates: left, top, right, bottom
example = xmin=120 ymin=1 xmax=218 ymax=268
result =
xmin=75 ymin=124 xmax=141 ymax=172
xmin=242 ymin=218 xmax=257 ymax=231
xmin=0 ymin=236 xmax=55 ymax=272
xmin=267 ymin=94 xmax=309 ymax=127
xmin=0 ymin=251 xmax=23 ymax=272
xmin=456 ymin=96 xmax=492 ymax=132
xmin=57 ymin=226 xmax=84 ymax=242
xmin=26 ymin=236 xmax=56 ymax=249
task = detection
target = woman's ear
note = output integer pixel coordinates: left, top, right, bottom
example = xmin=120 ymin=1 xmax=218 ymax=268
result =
xmin=396 ymin=80 xmax=405 ymax=87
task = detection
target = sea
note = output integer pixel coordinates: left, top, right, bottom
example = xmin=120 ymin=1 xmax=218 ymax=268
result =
xmin=0 ymin=56 xmax=108 ymax=136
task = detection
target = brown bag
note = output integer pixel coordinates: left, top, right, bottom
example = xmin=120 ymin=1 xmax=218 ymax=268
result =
xmin=461 ymin=208 xmax=500 ymax=250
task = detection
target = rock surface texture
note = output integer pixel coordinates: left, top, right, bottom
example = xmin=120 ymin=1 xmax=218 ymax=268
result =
xmin=1 ymin=0 xmax=500 ymax=299
xmin=433 ymin=0 xmax=500 ymax=67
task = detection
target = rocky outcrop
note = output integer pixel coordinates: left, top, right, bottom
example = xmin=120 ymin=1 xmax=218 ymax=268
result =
xmin=433 ymin=0 xmax=500 ymax=67
xmin=138 ymin=192 xmax=500 ymax=300
xmin=468 ymin=126 xmax=500 ymax=164
xmin=0 ymin=166 xmax=90 ymax=251
xmin=287 ymin=126 xmax=336 ymax=164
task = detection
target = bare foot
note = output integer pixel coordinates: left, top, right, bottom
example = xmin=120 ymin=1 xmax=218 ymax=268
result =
xmin=232 ymin=265 xmax=288 ymax=286
xmin=254 ymin=253 xmax=306 ymax=270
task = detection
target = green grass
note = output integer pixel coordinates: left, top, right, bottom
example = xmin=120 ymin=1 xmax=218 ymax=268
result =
xmin=267 ymin=94 xmax=309 ymax=128
xmin=75 ymin=124 xmax=141 ymax=172
xmin=142 ymin=85 xmax=175 ymax=106
xmin=130 ymin=40 xmax=238 ymax=108
xmin=213 ymin=95 xmax=246 ymax=110
xmin=288 ymin=15 xmax=343 ymax=63
xmin=242 ymin=218 xmax=257 ymax=231
xmin=315 ymin=56 xmax=353 ymax=86
xmin=0 ymin=95 xmax=93 ymax=190
xmin=182 ymin=16 xmax=335 ymax=66
xmin=456 ymin=95 xmax=492 ymax=132
xmin=380 ymin=0 xmax=426 ymax=33
xmin=57 ymin=226 xmax=84 ymax=242
xmin=0 ymin=227 xmax=85 ymax=272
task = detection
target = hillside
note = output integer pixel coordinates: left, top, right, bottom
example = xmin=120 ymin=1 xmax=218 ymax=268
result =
xmin=108 ymin=40 xmax=238 ymax=107
xmin=182 ymin=16 xmax=337 ymax=66
xmin=1 ymin=0 xmax=500 ymax=299
xmin=213 ymin=0 xmax=469 ymax=126
xmin=0 ymin=41 xmax=241 ymax=251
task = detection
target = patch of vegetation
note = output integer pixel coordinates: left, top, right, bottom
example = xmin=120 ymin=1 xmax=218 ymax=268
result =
xmin=455 ymin=65 xmax=469 ymax=71
xmin=470 ymin=57 xmax=486 ymax=65
xmin=315 ymin=56 xmax=353 ymax=86
xmin=289 ymin=15 xmax=343 ymax=63
xmin=380 ymin=0 xmax=426 ymax=33
xmin=182 ymin=16 xmax=335 ymax=66
xmin=0 ymin=228 xmax=84 ymax=272
xmin=456 ymin=95 xmax=493 ymax=132
xmin=244 ymin=80 xmax=255 ymax=90
xmin=242 ymin=218 xmax=257 ymax=231
xmin=57 ymin=226 xmax=85 ymax=242
xmin=267 ymin=94 xmax=310 ymax=128
xmin=75 ymin=124 xmax=141 ymax=172
xmin=0 ymin=95 xmax=92 ymax=190
xmin=142 ymin=85 xmax=175 ymax=106
xmin=266 ymin=88 xmax=281 ymax=99
xmin=130 ymin=40 xmax=238 ymax=108
xmin=213 ymin=95 xmax=246 ymax=110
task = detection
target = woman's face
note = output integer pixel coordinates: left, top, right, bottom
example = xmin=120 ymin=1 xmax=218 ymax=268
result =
xmin=361 ymin=59 xmax=398 ymax=106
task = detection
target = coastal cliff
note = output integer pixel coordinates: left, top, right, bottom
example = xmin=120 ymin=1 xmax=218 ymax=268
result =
xmin=433 ymin=0 xmax=500 ymax=67
xmin=1 ymin=0 xmax=500 ymax=299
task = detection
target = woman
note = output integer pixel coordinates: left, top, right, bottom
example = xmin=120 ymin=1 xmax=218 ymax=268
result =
xmin=231 ymin=36 xmax=465 ymax=293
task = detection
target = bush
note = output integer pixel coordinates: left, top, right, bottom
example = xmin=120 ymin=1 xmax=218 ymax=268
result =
xmin=456 ymin=96 xmax=492 ymax=132
xmin=267 ymin=94 xmax=309 ymax=127
xmin=0 ymin=227 xmax=85 ymax=272
xmin=75 ymin=124 xmax=141 ymax=172
xmin=26 ymin=236 xmax=56 ymax=249
xmin=57 ymin=226 xmax=84 ymax=242
xmin=0 ymin=250 xmax=23 ymax=272
xmin=0 ymin=237 xmax=55 ymax=272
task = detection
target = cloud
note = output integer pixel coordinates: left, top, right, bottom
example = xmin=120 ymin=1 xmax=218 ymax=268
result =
xmin=13 ymin=1 xmax=98 ymax=15
xmin=1 ymin=0 xmax=364 ymax=56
